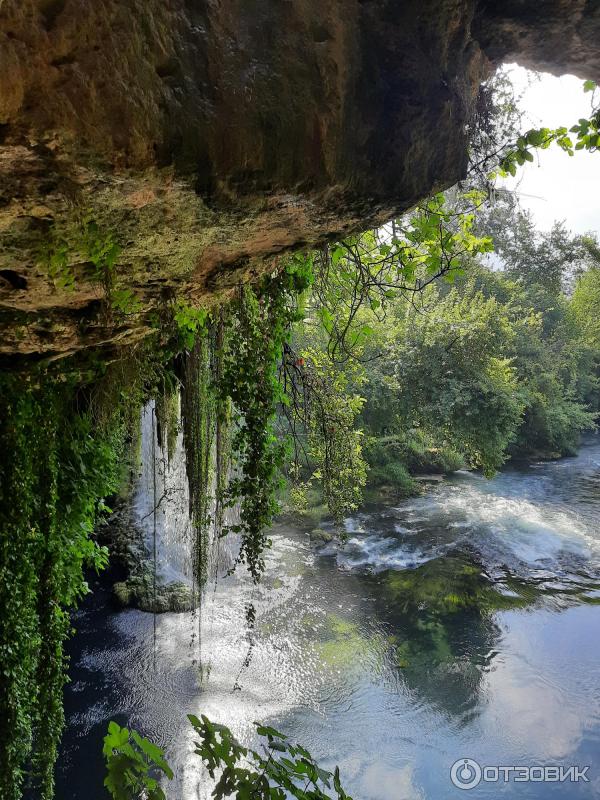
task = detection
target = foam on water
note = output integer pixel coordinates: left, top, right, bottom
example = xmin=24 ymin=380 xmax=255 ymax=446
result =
xmin=335 ymin=535 xmax=433 ymax=572
xmin=311 ymin=445 xmax=600 ymax=586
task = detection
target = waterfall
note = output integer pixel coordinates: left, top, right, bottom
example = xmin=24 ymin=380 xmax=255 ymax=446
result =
xmin=131 ymin=399 xmax=239 ymax=602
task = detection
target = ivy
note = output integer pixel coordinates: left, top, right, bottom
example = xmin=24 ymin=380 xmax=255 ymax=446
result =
xmin=218 ymin=264 xmax=310 ymax=580
xmin=0 ymin=374 xmax=131 ymax=800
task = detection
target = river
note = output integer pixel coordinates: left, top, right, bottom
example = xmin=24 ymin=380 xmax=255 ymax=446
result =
xmin=56 ymin=436 xmax=600 ymax=799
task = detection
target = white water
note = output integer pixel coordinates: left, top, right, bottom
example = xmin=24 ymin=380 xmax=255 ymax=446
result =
xmin=134 ymin=399 xmax=238 ymax=588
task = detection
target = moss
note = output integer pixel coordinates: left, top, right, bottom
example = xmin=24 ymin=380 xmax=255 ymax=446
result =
xmin=313 ymin=615 xmax=366 ymax=669
xmin=309 ymin=528 xmax=334 ymax=543
xmin=384 ymin=556 xmax=535 ymax=618
xmin=311 ymin=613 xmax=391 ymax=672
xmin=113 ymin=582 xmax=131 ymax=606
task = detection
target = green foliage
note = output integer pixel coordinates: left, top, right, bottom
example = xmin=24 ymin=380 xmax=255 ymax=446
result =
xmin=475 ymin=199 xmax=600 ymax=294
xmin=39 ymin=218 xmax=142 ymax=314
xmin=513 ymin=387 xmax=596 ymax=458
xmin=292 ymin=182 xmax=600 ymax=487
xmin=103 ymin=722 xmax=173 ymax=800
xmin=43 ymin=239 xmax=77 ymax=290
xmin=172 ymin=258 xmax=315 ymax=583
xmin=172 ymin=302 xmax=209 ymax=350
xmin=84 ymin=221 xmax=142 ymax=315
xmin=219 ymin=265 xmax=310 ymax=580
xmin=103 ymin=716 xmax=352 ymax=800
xmin=571 ymin=267 xmax=600 ymax=349
xmin=0 ymin=375 xmax=129 ymax=800
xmin=497 ymin=81 xmax=600 ymax=176
xmin=388 ymin=286 xmax=525 ymax=475
xmin=310 ymin=192 xmax=493 ymax=361
xmin=364 ymin=432 xmax=464 ymax=490
xmin=498 ymin=126 xmax=572 ymax=176
xmin=285 ymin=346 xmax=367 ymax=521
xmin=367 ymin=461 xmax=416 ymax=495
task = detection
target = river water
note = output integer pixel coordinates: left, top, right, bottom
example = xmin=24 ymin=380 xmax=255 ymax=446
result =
xmin=57 ymin=437 xmax=600 ymax=799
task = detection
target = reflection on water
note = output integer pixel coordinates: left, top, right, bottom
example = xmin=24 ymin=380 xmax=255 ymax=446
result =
xmin=57 ymin=438 xmax=600 ymax=799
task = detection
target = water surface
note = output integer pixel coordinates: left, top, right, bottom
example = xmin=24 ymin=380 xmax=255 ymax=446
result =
xmin=57 ymin=438 xmax=600 ymax=799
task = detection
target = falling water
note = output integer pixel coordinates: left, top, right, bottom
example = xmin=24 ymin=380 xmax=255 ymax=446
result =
xmin=135 ymin=399 xmax=238 ymax=587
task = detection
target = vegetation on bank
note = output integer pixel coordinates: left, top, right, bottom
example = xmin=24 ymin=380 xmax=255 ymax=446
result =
xmin=0 ymin=75 xmax=599 ymax=799
xmin=284 ymin=196 xmax=600 ymax=515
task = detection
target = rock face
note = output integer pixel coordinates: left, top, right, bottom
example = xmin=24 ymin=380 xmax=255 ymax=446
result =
xmin=102 ymin=506 xmax=196 ymax=613
xmin=1 ymin=0 xmax=599 ymax=361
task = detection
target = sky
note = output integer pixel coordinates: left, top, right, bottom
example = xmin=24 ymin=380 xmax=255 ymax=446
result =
xmin=499 ymin=65 xmax=599 ymax=236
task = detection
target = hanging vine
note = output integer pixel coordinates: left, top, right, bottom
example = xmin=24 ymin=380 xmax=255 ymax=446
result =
xmin=0 ymin=375 xmax=128 ymax=800
xmin=216 ymin=263 xmax=312 ymax=580
xmin=0 ymin=254 xmax=345 ymax=799
xmin=171 ymin=259 xmax=311 ymax=585
xmin=181 ymin=331 xmax=217 ymax=590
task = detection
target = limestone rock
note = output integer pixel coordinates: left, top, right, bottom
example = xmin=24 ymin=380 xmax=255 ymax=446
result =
xmin=1 ymin=1 xmax=599 ymax=361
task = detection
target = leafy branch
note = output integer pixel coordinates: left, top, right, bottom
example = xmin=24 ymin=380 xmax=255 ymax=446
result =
xmin=103 ymin=716 xmax=352 ymax=800
xmin=310 ymin=192 xmax=493 ymax=362
xmin=497 ymin=80 xmax=599 ymax=177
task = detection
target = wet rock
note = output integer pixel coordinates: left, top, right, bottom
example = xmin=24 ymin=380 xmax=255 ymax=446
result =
xmin=104 ymin=507 xmax=196 ymax=613
xmin=310 ymin=528 xmax=334 ymax=544
xmin=113 ymin=575 xmax=195 ymax=613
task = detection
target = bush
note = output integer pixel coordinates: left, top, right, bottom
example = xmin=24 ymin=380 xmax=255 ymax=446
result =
xmin=364 ymin=431 xmax=465 ymax=481
xmin=367 ymin=462 xmax=417 ymax=495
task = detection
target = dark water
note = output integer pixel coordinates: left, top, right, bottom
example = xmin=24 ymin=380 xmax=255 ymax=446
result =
xmin=57 ymin=439 xmax=600 ymax=799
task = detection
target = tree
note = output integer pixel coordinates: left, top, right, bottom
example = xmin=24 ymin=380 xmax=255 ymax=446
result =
xmin=387 ymin=285 xmax=525 ymax=475
xmin=571 ymin=267 xmax=600 ymax=349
